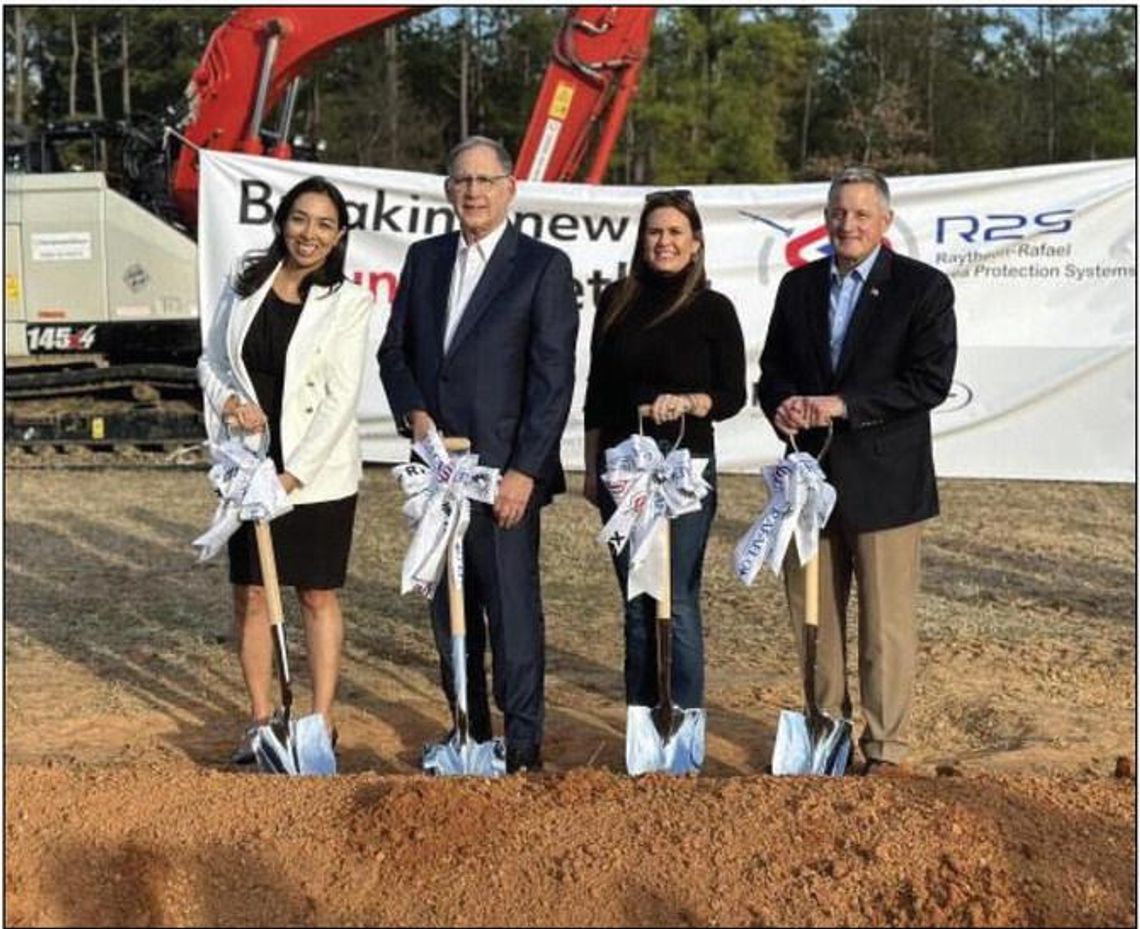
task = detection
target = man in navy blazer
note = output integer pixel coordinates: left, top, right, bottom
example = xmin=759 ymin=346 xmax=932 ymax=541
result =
xmin=757 ymin=166 xmax=957 ymax=776
xmin=379 ymin=136 xmax=578 ymax=773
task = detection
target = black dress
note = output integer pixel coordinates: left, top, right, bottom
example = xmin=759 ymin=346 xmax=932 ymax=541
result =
xmin=227 ymin=289 xmax=357 ymax=590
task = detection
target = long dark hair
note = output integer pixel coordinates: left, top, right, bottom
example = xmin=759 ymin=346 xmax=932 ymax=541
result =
xmin=233 ymin=175 xmax=350 ymax=299
xmin=602 ymin=188 xmax=708 ymax=333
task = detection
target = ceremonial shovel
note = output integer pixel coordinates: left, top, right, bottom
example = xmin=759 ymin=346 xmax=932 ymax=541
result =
xmin=770 ymin=430 xmax=851 ymax=777
xmin=211 ymin=422 xmax=332 ymax=776
xmin=623 ymin=407 xmax=705 ymax=776
xmin=250 ymin=519 xmax=337 ymax=776
xmin=421 ymin=437 xmax=506 ymax=777
xmin=770 ymin=548 xmax=852 ymax=775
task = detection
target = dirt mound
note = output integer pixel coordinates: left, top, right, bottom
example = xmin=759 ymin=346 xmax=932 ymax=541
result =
xmin=4 ymin=470 xmax=1135 ymax=926
xmin=5 ymin=763 xmax=1134 ymax=927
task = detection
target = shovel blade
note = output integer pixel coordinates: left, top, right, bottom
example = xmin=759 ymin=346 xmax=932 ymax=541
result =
xmin=253 ymin=713 xmax=337 ymax=776
xmin=771 ymin=708 xmax=852 ymax=776
xmin=422 ymin=732 xmax=506 ymax=777
xmin=293 ymin=714 xmax=337 ymax=775
xmin=626 ymin=705 xmax=706 ymax=776
xmin=423 ymin=631 xmax=505 ymax=776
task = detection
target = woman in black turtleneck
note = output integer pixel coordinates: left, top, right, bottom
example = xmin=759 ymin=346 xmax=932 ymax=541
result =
xmin=583 ymin=189 xmax=746 ymax=753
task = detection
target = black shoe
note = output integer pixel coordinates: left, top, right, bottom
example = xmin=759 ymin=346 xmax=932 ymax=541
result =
xmin=230 ymin=724 xmax=260 ymax=765
xmin=505 ymin=744 xmax=543 ymax=774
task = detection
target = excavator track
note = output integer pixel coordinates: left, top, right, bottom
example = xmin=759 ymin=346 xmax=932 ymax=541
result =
xmin=5 ymin=363 xmax=200 ymax=400
xmin=5 ymin=365 xmax=207 ymax=467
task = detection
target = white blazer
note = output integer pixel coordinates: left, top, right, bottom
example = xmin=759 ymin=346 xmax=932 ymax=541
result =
xmin=198 ymin=264 xmax=374 ymax=506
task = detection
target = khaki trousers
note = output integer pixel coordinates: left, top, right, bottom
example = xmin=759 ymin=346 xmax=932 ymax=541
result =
xmin=782 ymin=521 xmax=923 ymax=764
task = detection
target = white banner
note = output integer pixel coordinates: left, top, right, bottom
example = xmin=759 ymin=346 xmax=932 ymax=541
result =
xmin=199 ymin=152 xmax=1135 ymax=482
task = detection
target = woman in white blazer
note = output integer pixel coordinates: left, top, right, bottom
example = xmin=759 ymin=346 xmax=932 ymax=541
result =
xmin=198 ymin=176 xmax=374 ymax=764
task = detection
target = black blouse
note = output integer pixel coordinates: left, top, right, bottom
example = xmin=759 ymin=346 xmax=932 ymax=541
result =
xmin=584 ymin=270 xmax=746 ymax=456
xmin=242 ymin=289 xmax=304 ymax=471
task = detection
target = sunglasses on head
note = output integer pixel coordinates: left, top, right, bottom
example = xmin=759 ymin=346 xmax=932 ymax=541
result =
xmin=644 ymin=188 xmax=694 ymax=205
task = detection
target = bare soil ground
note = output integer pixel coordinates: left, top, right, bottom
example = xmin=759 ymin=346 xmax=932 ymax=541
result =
xmin=4 ymin=464 xmax=1136 ymax=926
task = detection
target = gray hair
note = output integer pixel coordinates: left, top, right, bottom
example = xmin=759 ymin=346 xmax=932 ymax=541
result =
xmin=447 ymin=135 xmax=514 ymax=176
xmin=827 ymin=166 xmax=891 ymax=209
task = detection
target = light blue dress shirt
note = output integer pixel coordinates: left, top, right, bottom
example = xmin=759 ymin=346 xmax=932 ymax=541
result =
xmin=828 ymin=246 xmax=881 ymax=370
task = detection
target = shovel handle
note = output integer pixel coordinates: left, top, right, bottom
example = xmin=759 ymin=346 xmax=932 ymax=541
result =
xmin=801 ymin=553 xmax=822 ymax=721
xmin=804 ymin=552 xmax=819 ymax=629
xmin=636 ymin=402 xmax=689 ymax=417
xmin=254 ymin=520 xmax=286 ymax=628
xmin=657 ymin=519 xmax=672 ymax=620
xmin=442 ymin=436 xmax=470 ymax=638
xmin=254 ymin=519 xmax=292 ymax=712
xmin=447 ymin=545 xmax=466 ymax=638
xmin=654 ymin=518 xmax=675 ymax=736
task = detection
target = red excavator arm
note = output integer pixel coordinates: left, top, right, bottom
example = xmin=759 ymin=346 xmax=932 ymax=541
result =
xmin=172 ymin=6 xmax=656 ymax=227
xmin=171 ymin=7 xmax=421 ymax=225
xmin=515 ymin=7 xmax=655 ymax=183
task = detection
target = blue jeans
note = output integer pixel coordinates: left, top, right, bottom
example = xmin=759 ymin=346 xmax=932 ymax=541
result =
xmin=598 ymin=449 xmax=717 ymax=709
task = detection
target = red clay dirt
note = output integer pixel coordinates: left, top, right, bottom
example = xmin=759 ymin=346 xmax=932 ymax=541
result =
xmin=6 ymin=764 xmax=1135 ymax=927
xmin=4 ymin=467 xmax=1136 ymax=926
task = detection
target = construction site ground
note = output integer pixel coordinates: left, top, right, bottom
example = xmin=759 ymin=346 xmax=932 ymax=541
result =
xmin=5 ymin=464 xmax=1135 ymax=926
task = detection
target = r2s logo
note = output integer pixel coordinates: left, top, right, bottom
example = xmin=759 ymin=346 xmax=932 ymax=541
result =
xmin=936 ymin=209 xmax=1074 ymax=243
xmin=26 ymin=324 xmax=97 ymax=352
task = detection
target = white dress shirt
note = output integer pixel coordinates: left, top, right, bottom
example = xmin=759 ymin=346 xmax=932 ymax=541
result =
xmin=442 ymin=219 xmax=509 ymax=352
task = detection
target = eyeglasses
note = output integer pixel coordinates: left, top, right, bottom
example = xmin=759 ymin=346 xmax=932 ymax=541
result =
xmin=447 ymin=173 xmax=511 ymax=191
xmin=645 ymin=188 xmax=694 ymax=205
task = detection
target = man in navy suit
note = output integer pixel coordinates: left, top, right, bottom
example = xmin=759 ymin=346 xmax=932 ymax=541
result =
xmin=379 ymin=136 xmax=578 ymax=773
xmin=757 ymin=166 xmax=957 ymax=776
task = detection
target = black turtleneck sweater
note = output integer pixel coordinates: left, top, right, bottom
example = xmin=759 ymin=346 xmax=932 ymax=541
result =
xmin=584 ymin=270 xmax=746 ymax=457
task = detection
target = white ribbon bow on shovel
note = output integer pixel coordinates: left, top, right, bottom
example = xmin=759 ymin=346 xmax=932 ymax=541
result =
xmin=732 ymin=432 xmax=837 ymax=584
xmin=392 ymin=429 xmax=501 ymax=598
xmin=599 ymin=433 xmax=710 ymax=602
xmin=192 ymin=436 xmax=293 ymax=562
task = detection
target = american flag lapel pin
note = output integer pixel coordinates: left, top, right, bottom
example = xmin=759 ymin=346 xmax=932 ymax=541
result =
xmin=870 ymin=286 xmax=880 ymax=297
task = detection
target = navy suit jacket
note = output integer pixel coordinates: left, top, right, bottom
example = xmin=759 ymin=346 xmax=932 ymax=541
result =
xmin=378 ymin=223 xmax=579 ymax=501
xmin=758 ymin=248 xmax=957 ymax=533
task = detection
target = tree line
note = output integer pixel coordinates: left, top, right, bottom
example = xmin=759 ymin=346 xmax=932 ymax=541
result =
xmin=5 ymin=6 xmax=1135 ymax=186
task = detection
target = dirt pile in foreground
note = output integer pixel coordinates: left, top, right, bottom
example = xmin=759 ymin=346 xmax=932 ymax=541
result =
xmin=5 ymin=471 xmax=1135 ymax=925
xmin=6 ymin=763 xmax=1134 ymax=927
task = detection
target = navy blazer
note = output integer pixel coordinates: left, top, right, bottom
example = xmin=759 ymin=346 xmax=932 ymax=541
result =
xmin=378 ymin=222 xmax=579 ymax=500
xmin=758 ymin=248 xmax=957 ymax=533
